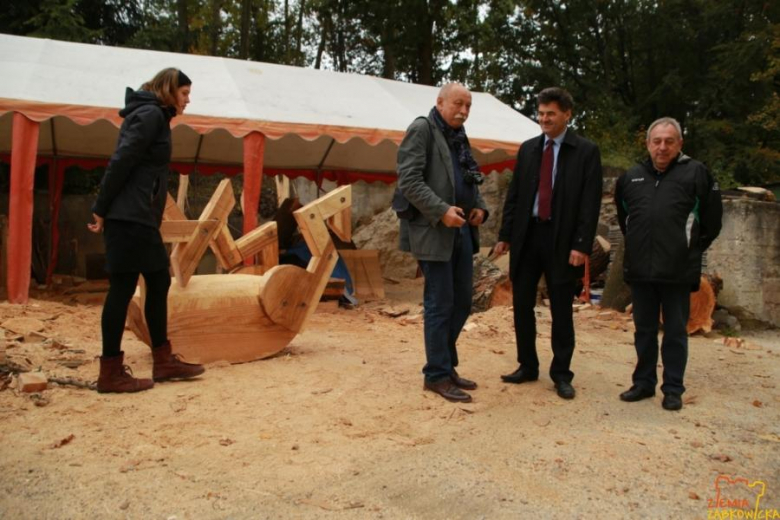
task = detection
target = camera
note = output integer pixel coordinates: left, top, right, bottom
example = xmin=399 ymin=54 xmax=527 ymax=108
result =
xmin=463 ymin=170 xmax=484 ymax=185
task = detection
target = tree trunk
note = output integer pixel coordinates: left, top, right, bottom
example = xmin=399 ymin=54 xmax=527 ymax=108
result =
xmin=601 ymin=236 xmax=632 ymax=311
xmin=177 ymin=0 xmax=190 ymax=53
xmin=295 ymin=0 xmax=306 ymax=64
xmin=283 ymin=0 xmax=290 ymax=62
xmin=381 ymin=25 xmax=396 ymax=79
xmin=208 ymin=0 xmax=223 ymax=56
xmin=314 ymin=8 xmax=330 ymax=69
xmin=240 ymin=0 xmax=251 ymax=59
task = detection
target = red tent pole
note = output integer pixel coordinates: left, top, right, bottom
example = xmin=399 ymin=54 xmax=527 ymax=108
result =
xmin=46 ymin=161 xmax=66 ymax=286
xmin=8 ymin=113 xmax=40 ymax=303
xmin=242 ymin=132 xmax=265 ymax=264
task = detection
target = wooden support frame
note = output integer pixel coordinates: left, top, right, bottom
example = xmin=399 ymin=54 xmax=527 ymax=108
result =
xmin=161 ymin=179 xmax=280 ymax=287
xmin=129 ymin=184 xmax=353 ymax=364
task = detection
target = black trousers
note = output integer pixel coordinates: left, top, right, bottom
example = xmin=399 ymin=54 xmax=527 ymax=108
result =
xmin=629 ymin=282 xmax=690 ymax=395
xmin=101 ymin=269 xmax=171 ymax=357
xmin=511 ymin=220 xmax=576 ymax=383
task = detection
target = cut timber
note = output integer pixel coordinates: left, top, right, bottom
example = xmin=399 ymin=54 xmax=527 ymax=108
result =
xmin=18 ymin=372 xmax=48 ymax=393
xmin=159 ymin=220 xmax=201 ymax=243
xmin=127 ymin=185 xmax=352 ymax=364
xmin=338 ymin=249 xmax=385 ymax=300
xmin=686 ymin=274 xmax=721 ymax=334
xmin=472 ymin=254 xmax=512 ymax=312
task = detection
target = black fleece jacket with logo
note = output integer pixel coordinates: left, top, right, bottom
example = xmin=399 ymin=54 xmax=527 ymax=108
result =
xmin=615 ymin=153 xmax=723 ymax=290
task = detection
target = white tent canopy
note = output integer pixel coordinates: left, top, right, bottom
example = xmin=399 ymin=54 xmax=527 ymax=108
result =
xmin=0 ymin=34 xmax=541 ymax=303
xmin=0 ymin=33 xmax=539 ymax=181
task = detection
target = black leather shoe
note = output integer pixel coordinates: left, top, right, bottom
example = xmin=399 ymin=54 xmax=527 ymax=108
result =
xmin=424 ymin=379 xmax=472 ymax=403
xmin=619 ymin=386 xmax=656 ymax=402
xmin=662 ymin=393 xmax=683 ymax=411
xmin=554 ymin=381 xmax=576 ymax=399
xmin=501 ymin=367 xmax=539 ymax=384
xmin=451 ymin=370 xmax=477 ymax=390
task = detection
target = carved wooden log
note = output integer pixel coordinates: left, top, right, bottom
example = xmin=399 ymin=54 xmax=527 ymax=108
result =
xmin=127 ymin=184 xmax=352 ymax=364
xmin=127 ymin=274 xmax=296 ymax=364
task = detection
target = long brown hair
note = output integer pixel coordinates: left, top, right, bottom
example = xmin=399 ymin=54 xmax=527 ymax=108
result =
xmin=141 ymin=68 xmax=181 ymax=108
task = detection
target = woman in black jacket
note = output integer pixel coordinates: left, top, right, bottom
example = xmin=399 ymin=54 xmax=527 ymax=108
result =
xmin=88 ymin=68 xmax=204 ymax=393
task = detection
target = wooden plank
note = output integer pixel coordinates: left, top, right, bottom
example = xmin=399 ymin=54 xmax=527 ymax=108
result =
xmin=164 ymin=193 xmax=187 ymax=221
xmin=235 ymin=221 xmax=278 ymax=260
xmin=294 ymin=185 xmax=351 ymax=256
xmin=176 ymin=173 xmax=189 ymax=213
xmin=211 ymin=225 xmax=243 ymax=269
xmin=198 ymin=178 xmax=235 ymax=223
xmin=327 ymin=206 xmax=352 ymax=243
xmin=159 ymin=220 xmax=200 ymax=243
xmin=170 ymin=219 xmax=220 ymax=287
xmin=338 ymin=249 xmax=385 ymax=300
xmin=294 ymin=206 xmax=331 ymax=257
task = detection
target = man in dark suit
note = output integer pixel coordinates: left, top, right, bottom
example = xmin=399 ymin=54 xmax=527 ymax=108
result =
xmin=493 ymin=87 xmax=603 ymax=399
xmin=397 ymin=83 xmax=489 ymax=403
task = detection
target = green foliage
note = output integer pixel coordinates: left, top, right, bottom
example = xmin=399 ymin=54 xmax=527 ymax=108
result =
xmin=26 ymin=0 xmax=102 ymax=42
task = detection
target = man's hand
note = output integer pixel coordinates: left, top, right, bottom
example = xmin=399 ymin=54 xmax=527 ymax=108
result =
xmin=569 ymin=250 xmax=587 ymax=266
xmin=468 ymin=208 xmax=485 ymax=226
xmin=87 ymin=213 xmax=104 ymax=234
xmin=493 ymin=241 xmax=510 ymax=256
xmin=441 ymin=206 xmax=466 ymax=228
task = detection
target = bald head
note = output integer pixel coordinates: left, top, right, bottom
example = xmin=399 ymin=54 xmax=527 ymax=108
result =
xmin=436 ymin=83 xmax=472 ymax=128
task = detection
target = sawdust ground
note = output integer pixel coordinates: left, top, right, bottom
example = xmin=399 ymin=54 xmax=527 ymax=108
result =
xmin=1 ymin=279 xmax=779 ymax=519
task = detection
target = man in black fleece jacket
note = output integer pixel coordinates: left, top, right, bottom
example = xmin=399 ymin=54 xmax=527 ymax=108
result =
xmin=615 ymin=117 xmax=722 ymax=411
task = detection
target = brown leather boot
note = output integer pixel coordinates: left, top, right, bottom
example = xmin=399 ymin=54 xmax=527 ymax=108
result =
xmin=152 ymin=341 xmax=205 ymax=382
xmin=97 ymin=352 xmax=154 ymax=393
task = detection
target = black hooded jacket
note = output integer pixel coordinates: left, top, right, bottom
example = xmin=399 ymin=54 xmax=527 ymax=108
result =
xmin=92 ymin=88 xmax=176 ymax=228
xmin=615 ymin=153 xmax=722 ymax=289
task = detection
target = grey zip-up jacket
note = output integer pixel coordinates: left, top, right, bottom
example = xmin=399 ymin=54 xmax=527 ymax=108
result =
xmin=396 ymin=114 xmax=488 ymax=261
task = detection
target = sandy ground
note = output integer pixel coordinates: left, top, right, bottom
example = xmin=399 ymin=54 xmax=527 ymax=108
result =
xmin=1 ymin=279 xmax=779 ymax=519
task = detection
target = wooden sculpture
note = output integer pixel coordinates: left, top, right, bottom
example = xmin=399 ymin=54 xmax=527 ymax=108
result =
xmin=126 ymin=180 xmax=352 ymax=364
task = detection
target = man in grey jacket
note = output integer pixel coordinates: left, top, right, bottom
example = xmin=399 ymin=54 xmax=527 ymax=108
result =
xmin=397 ymin=83 xmax=489 ymax=403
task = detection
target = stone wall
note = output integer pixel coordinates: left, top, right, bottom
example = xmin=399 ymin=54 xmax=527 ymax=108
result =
xmin=706 ymin=198 xmax=780 ymax=326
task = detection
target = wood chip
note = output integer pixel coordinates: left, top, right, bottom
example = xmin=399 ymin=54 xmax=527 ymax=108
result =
xmin=50 ymin=434 xmax=75 ymax=449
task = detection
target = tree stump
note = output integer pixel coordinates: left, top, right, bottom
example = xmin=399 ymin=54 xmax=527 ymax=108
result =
xmin=601 ymin=237 xmax=632 ymax=311
xmin=472 ymin=255 xmax=513 ymax=313
xmin=589 ymin=235 xmax=611 ymax=281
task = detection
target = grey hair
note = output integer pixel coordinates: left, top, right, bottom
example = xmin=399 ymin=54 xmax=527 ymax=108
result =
xmin=646 ymin=117 xmax=683 ymax=141
xmin=438 ymin=82 xmax=468 ymax=99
